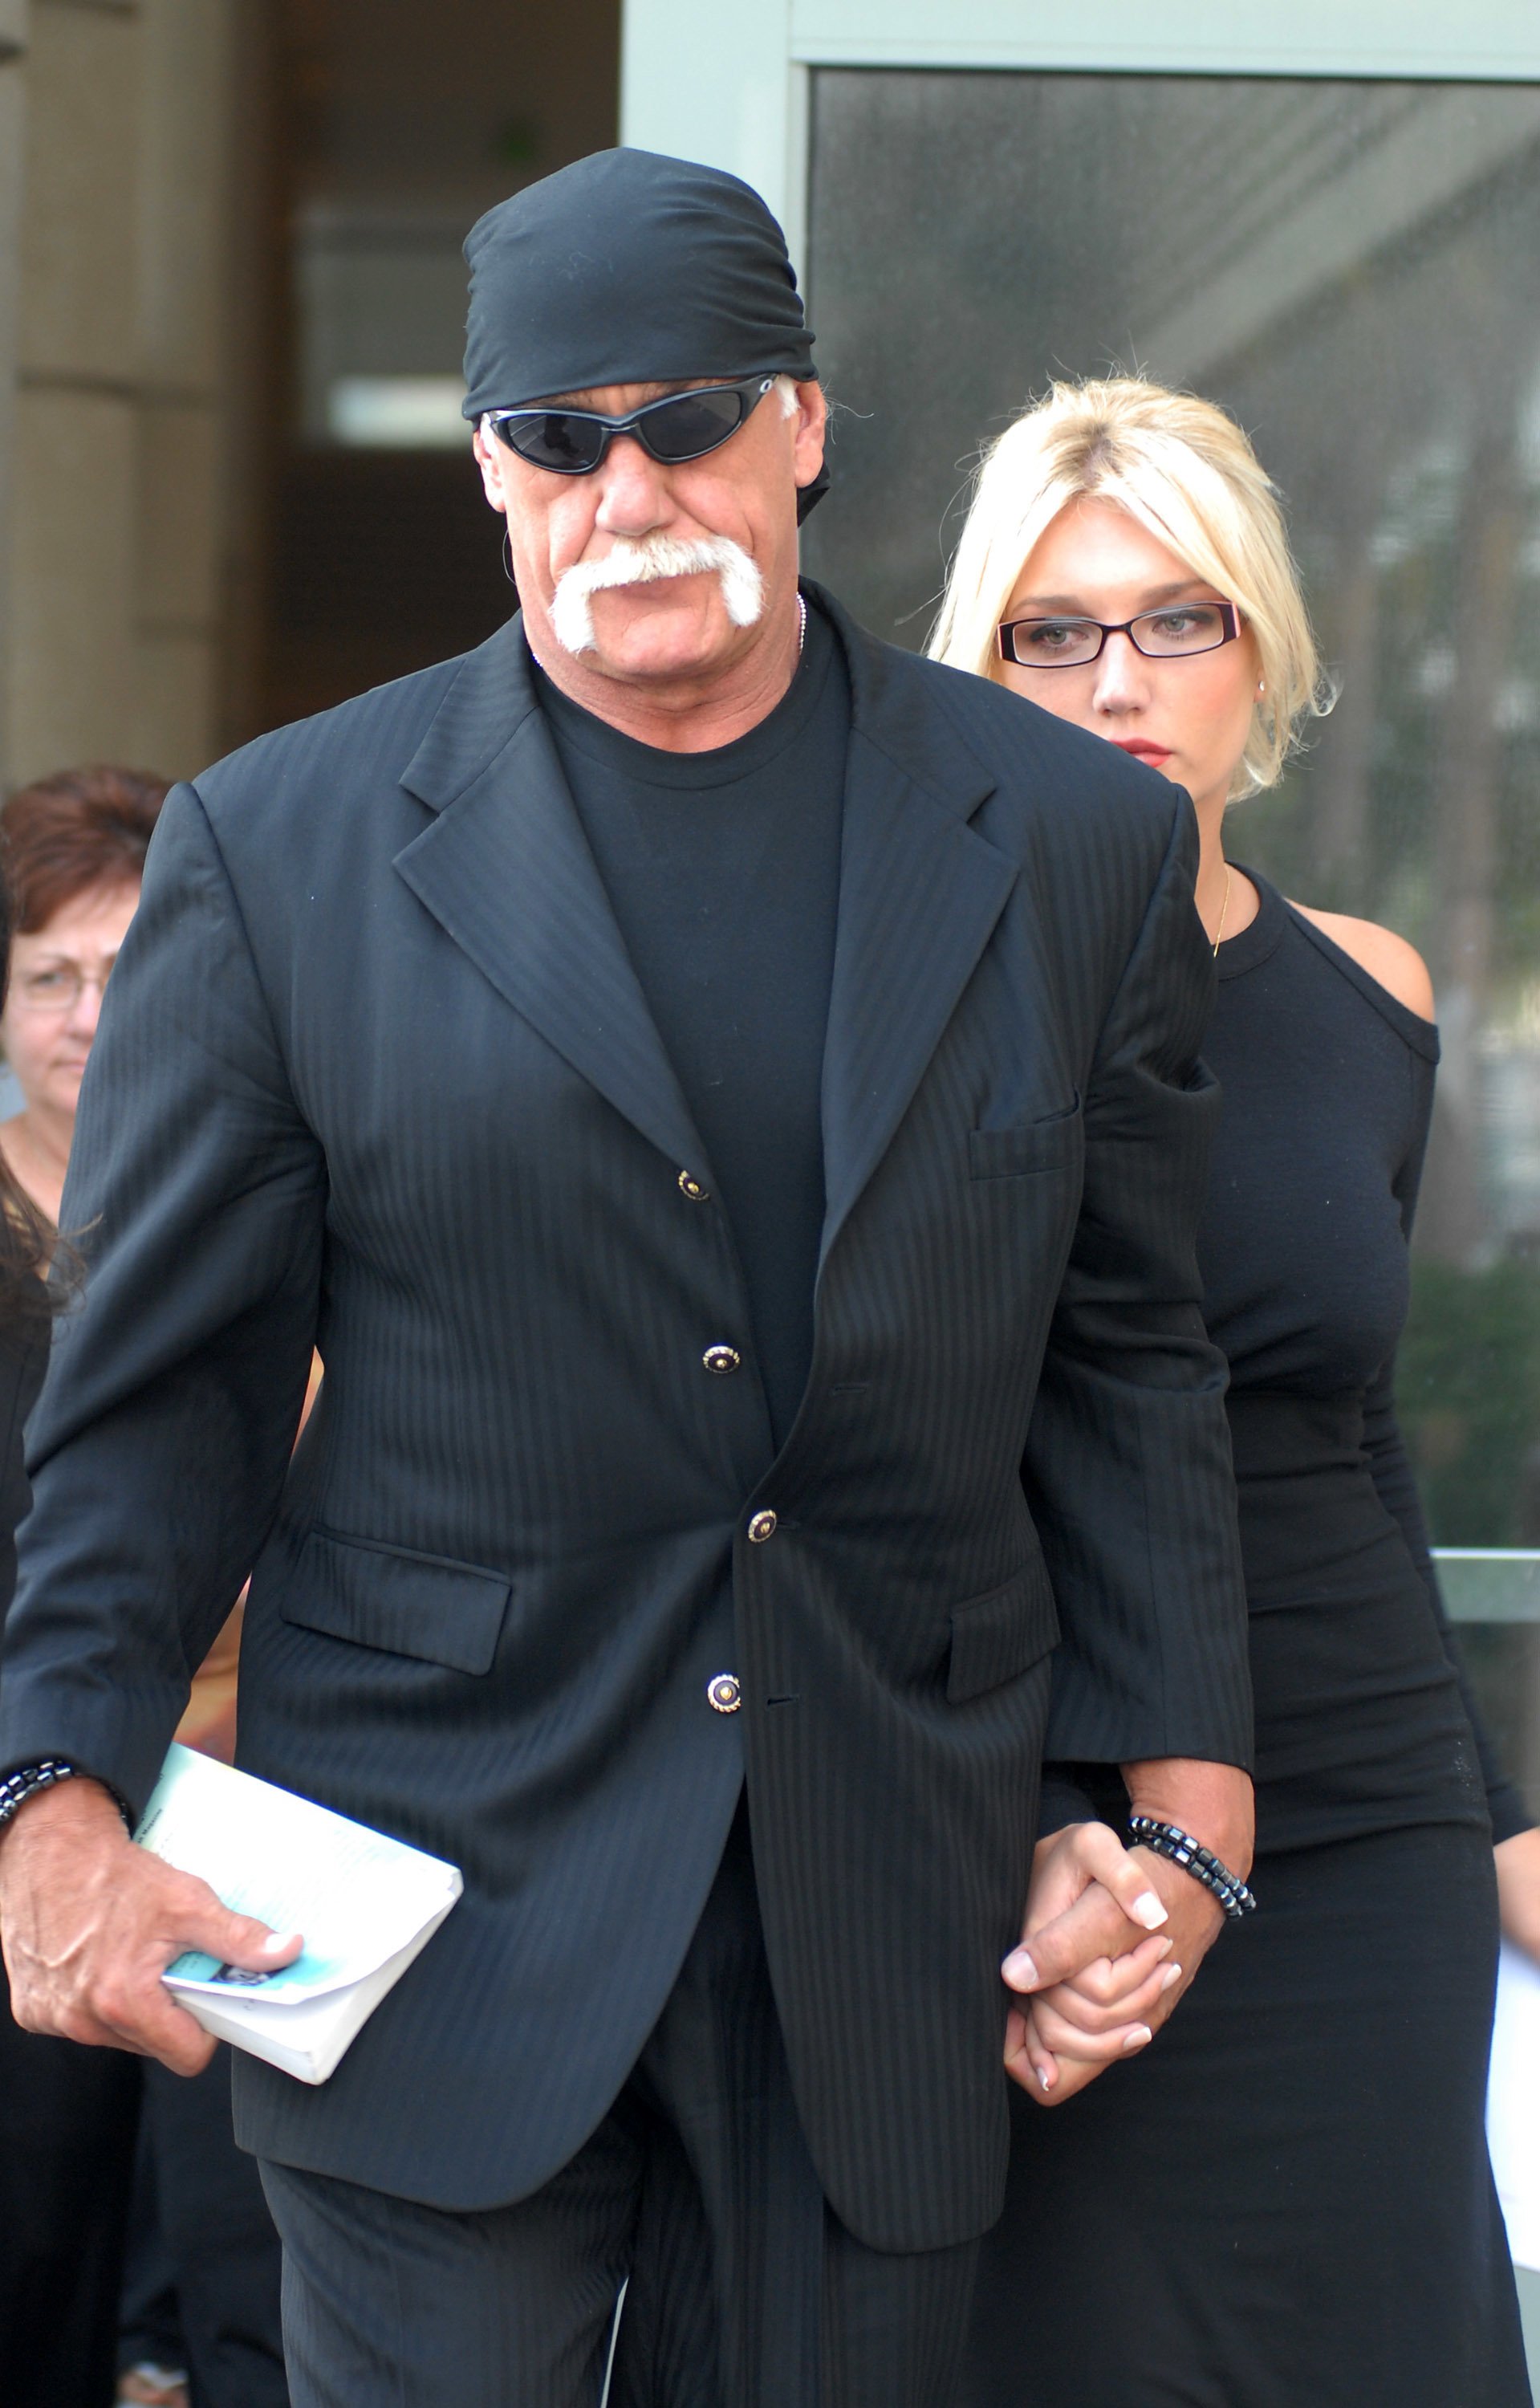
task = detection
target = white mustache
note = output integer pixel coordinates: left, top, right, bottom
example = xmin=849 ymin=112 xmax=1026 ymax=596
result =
xmin=549 ymin=534 xmax=765 ymax=657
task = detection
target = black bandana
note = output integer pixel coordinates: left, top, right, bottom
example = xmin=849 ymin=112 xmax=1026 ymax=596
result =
xmin=461 ymin=148 xmax=827 ymax=519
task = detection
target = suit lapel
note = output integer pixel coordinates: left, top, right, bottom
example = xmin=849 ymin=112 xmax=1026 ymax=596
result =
xmin=394 ymin=619 xmax=708 ymax=1181
xmin=817 ymin=598 xmax=1020 ymax=1270
xmin=390 ymin=600 xmax=1018 ymax=1230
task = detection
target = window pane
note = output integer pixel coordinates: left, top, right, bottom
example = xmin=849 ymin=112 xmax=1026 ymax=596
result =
xmin=805 ymin=69 xmax=1540 ymax=1804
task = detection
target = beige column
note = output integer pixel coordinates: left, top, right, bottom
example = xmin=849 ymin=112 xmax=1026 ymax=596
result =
xmin=6 ymin=0 xmax=244 ymax=792
xmin=11 ymin=0 xmax=144 ymax=784
xmin=131 ymin=0 xmax=239 ymax=775
xmin=0 ymin=0 xmax=30 ymax=797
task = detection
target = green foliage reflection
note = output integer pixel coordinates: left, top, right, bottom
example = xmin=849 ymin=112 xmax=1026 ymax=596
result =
xmin=1400 ymin=1258 xmax=1540 ymax=1545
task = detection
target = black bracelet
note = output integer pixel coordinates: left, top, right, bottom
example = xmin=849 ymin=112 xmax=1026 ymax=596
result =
xmin=0 ymin=1759 xmax=132 ymax=1835
xmin=0 ymin=1758 xmax=79 ymax=1831
xmin=1126 ymin=1814 xmax=1258 ymax=1921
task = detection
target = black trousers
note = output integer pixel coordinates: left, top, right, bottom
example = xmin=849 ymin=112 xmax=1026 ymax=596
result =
xmin=124 ymin=2053 xmax=289 ymax=2407
xmin=261 ymin=1804 xmax=980 ymax=2408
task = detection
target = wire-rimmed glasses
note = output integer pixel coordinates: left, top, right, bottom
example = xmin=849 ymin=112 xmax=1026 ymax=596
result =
xmin=8 ymin=962 xmax=114 ymax=1015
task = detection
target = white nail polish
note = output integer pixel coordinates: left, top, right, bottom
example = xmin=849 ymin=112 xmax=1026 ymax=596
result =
xmin=1038 ymin=2064 xmax=1051 ymax=2093
xmin=1160 ymin=1964 xmax=1183 ymax=1991
xmin=1132 ymin=1892 xmax=1168 ymax=1930
xmin=1123 ymin=2024 xmax=1153 ymax=2051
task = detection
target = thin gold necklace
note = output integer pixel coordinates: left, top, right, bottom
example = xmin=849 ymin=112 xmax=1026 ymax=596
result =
xmin=1212 ymin=863 xmax=1233 ymax=957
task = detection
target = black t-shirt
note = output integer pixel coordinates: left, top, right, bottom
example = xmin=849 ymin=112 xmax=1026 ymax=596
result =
xmin=534 ymin=598 xmax=849 ymax=1446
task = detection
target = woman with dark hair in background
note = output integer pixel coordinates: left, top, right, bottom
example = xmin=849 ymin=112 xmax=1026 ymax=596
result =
xmin=0 ymin=767 xmax=289 ymax=2408
xmin=0 ymin=765 xmax=167 ymax=1222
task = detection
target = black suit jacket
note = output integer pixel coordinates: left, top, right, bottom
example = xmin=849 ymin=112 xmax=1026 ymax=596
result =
xmin=0 ymin=589 xmax=1249 ymax=2249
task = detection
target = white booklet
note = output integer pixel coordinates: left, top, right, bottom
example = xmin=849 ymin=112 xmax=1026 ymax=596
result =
xmin=134 ymin=1743 xmax=463 ymax=2085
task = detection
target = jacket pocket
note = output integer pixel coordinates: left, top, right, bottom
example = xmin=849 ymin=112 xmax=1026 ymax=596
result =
xmin=279 ymin=1527 xmax=511 ymax=1675
xmin=947 ymin=1558 xmax=1059 ymax=1703
xmin=969 ymin=1096 xmax=1083 ymax=1181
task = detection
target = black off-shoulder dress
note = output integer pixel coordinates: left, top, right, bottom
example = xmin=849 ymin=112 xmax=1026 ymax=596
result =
xmin=962 ymin=872 xmax=1533 ymax=2408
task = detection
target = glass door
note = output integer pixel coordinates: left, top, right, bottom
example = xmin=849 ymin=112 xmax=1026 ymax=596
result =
xmin=800 ymin=59 xmax=1540 ymax=1788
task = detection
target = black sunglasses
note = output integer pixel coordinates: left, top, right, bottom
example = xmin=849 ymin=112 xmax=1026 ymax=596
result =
xmin=484 ymin=375 xmax=778 ymax=475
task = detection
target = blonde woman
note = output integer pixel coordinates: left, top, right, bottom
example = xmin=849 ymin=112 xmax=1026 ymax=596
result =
xmin=933 ymin=380 xmax=1538 ymax=2406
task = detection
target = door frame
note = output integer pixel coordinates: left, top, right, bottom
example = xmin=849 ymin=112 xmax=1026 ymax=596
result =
xmin=620 ymin=1 xmax=1540 ymax=270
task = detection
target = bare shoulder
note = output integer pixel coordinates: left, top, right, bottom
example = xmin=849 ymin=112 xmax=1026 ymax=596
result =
xmin=1289 ymin=903 xmax=1435 ymax=1022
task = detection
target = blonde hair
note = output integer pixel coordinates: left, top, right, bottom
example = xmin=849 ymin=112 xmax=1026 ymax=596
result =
xmin=929 ymin=376 xmax=1331 ymax=798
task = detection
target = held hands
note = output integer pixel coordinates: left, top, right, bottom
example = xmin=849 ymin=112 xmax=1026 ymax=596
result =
xmin=1002 ymin=1824 xmax=1221 ymax=2105
xmin=1002 ymin=1760 xmax=1254 ymax=2108
xmin=0 ymin=1775 xmax=300 ymax=2074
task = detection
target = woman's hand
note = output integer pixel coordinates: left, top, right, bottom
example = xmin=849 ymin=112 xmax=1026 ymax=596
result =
xmin=1005 ymin=1936 xmax=1180 ymax=2105
xmin=1495 ymin=1827 xmax=1540 ymax=1963
xmin=1002 ymin=1820 xmax=1225 ymax=2105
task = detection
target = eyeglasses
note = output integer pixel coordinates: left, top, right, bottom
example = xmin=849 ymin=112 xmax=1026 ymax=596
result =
xmin=483 ymin=375 xmax=778 ymax=476
xmin=997 ymin=600 xmax=1241 ymax=669
xmin=9 ymin=962 xmax=114 ymax=1015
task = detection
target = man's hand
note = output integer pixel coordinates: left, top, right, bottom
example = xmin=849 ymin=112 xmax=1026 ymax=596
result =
xmin=0 ymin=1775 xmax=300 ymax=2074
xmin=1123 ymin=1757 xmax=1254 ymax=1885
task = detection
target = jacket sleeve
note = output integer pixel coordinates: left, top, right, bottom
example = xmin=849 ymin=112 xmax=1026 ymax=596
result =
xmin=0 ymin=780 xmax=326 ymax=1819
xmin=1022 ymin=795 xmax=1252 ymax=1770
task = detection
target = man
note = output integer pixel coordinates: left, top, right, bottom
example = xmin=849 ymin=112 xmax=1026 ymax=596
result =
xmin=0 ymin=150 xmax=1252 ymax=2405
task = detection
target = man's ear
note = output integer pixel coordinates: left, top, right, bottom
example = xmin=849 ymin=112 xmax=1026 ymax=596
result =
xmin=791 ymin=380 xmax=827 ymax=488
xmin=471 ymin=425 xmax=509 ymax=513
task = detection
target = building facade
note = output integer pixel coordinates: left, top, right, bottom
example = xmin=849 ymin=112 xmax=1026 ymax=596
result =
xmin=0 ymin=0 xmax=616 ymax=790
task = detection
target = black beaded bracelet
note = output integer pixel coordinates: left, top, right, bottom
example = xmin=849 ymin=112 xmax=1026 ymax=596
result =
xmin=0 ymin=1758 xmax=80 ymax=1831
xmin=0 ymin=1759 xmax=132 ymax=1835
xmin=1126 ymin=1813 xmax=1258 ymax=1921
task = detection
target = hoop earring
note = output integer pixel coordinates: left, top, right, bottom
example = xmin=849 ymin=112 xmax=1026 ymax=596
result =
xmin=502 ymin=530 xmax=518 ymax=592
